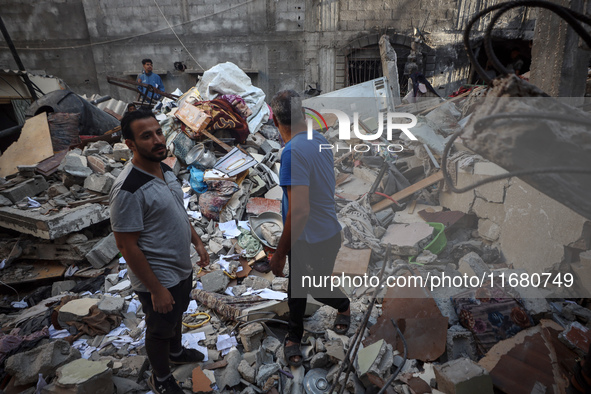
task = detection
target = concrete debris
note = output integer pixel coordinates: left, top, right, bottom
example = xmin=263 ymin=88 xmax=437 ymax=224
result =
xmin=5 ymin=340 xmax=81 ymax=386
xmin=0 ymin=61 xmax=587 ymax=394
xmin=435 ymin=358 xmax=493 ymax=394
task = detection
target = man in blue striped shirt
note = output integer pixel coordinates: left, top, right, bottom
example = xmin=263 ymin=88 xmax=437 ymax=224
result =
xmin=137 ymin=59 xmax=164 ymax=101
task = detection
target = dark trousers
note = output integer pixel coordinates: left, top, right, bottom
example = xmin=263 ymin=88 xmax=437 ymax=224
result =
xmin=136 ymin=274 xmax=192 ymax=378
xmin=287 ymin=232 xmax=350 ymax=343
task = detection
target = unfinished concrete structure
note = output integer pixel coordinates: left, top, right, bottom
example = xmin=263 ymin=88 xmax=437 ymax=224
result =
xmin=0 ymin=0 xmax=535 ymax=100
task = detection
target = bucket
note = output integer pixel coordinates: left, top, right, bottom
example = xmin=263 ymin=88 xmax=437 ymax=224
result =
xmin=409 ymin=222 xmax=447 ymax=263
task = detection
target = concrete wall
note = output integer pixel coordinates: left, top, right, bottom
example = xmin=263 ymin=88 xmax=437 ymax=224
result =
xmin=0 ymin=0 xmax=535 ymax=101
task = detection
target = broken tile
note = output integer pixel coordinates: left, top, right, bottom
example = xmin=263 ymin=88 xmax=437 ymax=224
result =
xmin=192 ymin=366 xmax=214 ymax=393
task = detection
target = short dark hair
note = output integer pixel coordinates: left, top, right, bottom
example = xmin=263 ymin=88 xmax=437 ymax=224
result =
xmin=121 ymin=108 xmax=156 ymax=140
xmin=270 ymin=89 xmax=304 ymax=126
xmin=142 ymin=58 xmax=152 ymax=65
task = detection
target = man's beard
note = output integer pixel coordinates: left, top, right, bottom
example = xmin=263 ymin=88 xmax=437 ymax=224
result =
xmin=139 ymin=145 xmax=167 ymax=162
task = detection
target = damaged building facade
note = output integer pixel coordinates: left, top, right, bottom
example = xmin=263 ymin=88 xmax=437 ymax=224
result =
xmin=0 ymin=0 xmax=535 ymax=99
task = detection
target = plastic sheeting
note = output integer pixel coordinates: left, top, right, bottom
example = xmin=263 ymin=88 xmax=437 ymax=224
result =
xmin=196 ymin=62 xmax=270 ymax=134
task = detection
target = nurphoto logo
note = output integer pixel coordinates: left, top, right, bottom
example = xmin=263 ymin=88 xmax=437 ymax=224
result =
xmin=304 ymin=107 xmax=418 ymax=153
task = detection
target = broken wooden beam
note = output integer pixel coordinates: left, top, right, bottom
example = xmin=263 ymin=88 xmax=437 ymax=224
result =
xmin=372 ymin=171 xmax=444 ymax=212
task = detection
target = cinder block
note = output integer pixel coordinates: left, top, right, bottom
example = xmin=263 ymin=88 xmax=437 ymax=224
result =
xmin=240 ymin=323 xmax=264 ymax=352
xmin=86 ymin=233 xmax=119 ymax=268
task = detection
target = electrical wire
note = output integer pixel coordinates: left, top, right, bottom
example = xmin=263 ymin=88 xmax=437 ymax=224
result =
xmin=377 ymin=319 xmax=408 ymax=394
xmin=153 ymin=0 xmax=205 ymax=71
xmin=0 ymin=0 xmax=255 ymax=52
xmin=464 ymin=0 xmax=591 ymax=84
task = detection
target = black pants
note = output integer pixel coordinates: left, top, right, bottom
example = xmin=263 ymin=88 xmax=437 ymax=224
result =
xmin=287 ymin=232 xmax=350 ymax=343
xmin=136 ymin=274 xmax=192 ymax=378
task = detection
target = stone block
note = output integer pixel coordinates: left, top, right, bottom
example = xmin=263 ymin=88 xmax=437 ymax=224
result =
xmin=201 ymin=270 xmax=230 ymax=293
xmin=478 ymin=218 xmax=500 ymax=241
xmin=60 ymin=152 xmax=87 ymax=172
xmin=261 ymin=336 xmax=281 ymax=355
xmin=217 ymin=349 xmax=242 ymax=390
xmin=260 ymin=139 xmax=281 ymax=154
xmin=59 ymin=298 xmax=100 ymax=325
xmin=50 ymin=359 xmax=112 ymax=394
xmin=84 ymin=173 xmax=115 ymax=194
xmin=271 ymin=277 xmax=288 ymax=292
xmin=112 ymin=143 xmax=132 ymax=162
xmin=98 ymin=296 xmax=125 ymax=315
xmin=240 ymin=323 xmax=264 ymax=352
xmin=88 ymin=141 xmax=113 ymax=155
xmin=458 ymin=252 xmax=489 ymax=278
xmin=52 ymin=280 xmax=77 ymax=296
xmin=87 ymin=155 xmax=110 ymax=174
xmin=0 ymin=176 xmax=49 ymax=203
xmin=243 ymin=276 xmax=271 ymax=290
xmin=434 ymin=358 xmax=493 ymax=394
xmin=237 ymin=359 xmax=256 ymax=383
xmin=86 ymin=233 xmax=119 ymax=268
xmin=310 ymin=352 xmax=329 ymax=369
xmin=6 ymin=340 xmax=81 ymax=386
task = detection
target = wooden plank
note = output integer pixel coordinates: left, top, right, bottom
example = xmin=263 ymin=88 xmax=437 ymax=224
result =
xmin=0 ymin=113 xmax=53 ymax=178
xmin=371 ymin=171 xmax=444 ymax=212
xmin=332 ymin=245 xmax=372 ymax=277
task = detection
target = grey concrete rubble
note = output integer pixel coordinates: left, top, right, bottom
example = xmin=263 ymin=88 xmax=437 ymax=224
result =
xmin=0 ymin=59 xmax=588 ymax=394
xmin=5 ymin=340 xmax=81 ymax=386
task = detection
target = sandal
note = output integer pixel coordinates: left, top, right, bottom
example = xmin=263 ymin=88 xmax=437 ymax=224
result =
xmin=333 ymin=313 xmax=350 ymax=335
xmin=283 ymin=338 xmax=303 ymax=367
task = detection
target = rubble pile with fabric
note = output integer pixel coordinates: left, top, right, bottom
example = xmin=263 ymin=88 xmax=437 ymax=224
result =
xmin=0 ymin=58 xmax=590 ymax=394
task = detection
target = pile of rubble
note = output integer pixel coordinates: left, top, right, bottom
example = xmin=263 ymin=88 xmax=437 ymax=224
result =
xmin=0 ymin=64 xmax=590 ymax=394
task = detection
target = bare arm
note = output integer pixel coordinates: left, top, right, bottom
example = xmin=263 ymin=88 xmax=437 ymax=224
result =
xmin=190 ymin=225 xmax=210 ymax=267
xmin=113 ymin=231 xmax=175 ymax=313
xmin=270 ymin=185 xmax=310 ymax=276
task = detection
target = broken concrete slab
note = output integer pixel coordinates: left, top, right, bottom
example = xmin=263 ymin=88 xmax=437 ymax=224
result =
xmin=87 ymin=155 xmax=111 ymax=174
xmin=49 ymin=358 xmax=113 ymax=394
xmin=477 ymin=218 xmax=501 ymax=241
xmin=5 ymin=339 xmax=81 ymax=386
xmin=435 ymin=358 xmax=493 ymax=394
xmin=52 ymin=280 xmax=77 ymax=296
xmin=117 ymin=355 xmax=148 ymax=381
xmin=243 ymin=275 xmax=271 ymax=290
xmin=216 ymin=348 xmax=242 ymax=390
xmin=58 ymin=298 xmax=100 ymax=324
xmin=381 ymin=222 xmax=434 ymax=255
xmin=0 ymin=176 xmax=49 ymax=203
xmin=393 ymin=204 xmax=443 ymax=224
xmin=85 ymin=233 xmax=119 ymax=268
xmin=0 ymin=203 xmax=110 ymax=240
xmin=256 ymin=363 xmax=280 ymax=387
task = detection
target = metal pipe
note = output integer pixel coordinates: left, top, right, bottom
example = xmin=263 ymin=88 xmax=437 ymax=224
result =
xmin=0 ymin=16 xmax=37 ymax=100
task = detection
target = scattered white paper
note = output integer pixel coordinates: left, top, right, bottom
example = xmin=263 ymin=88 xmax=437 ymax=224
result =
xmin=155 ymin=113 xmax=167 ymax=121
xmin=127 ymin=299 xmax=141 ymax=314
xmin=216 ymin=334 xmax=238 ymax=356
xmin=0 ymin=259 xmax=5 ymax=270
xmin=188 ymin=210 xmax=202 ymax=220
xmin=224 ymin=287 xmax=234 ymax=297
xmin=118 ymin=269 xmax=128 ymax=279
xmin=184 ymin=300 xmax=198 ymax=315
xmin=11 ymin=299 xmax=28 ymax=309
xmin=27 ymin=197 xmax=41 ymax=208
xmin=238 ymin=221 xmax=250 ymax=230
xmin=219 ymin=221 xmax=242 ymax=238
xmin=36 ymin=373 xmax=48 ymax=393
xmin=119 ymin=257 xmax=127 ymax=265
xmin=64 ymin=265 xmax=78 ymax=277
xmin=242 ymin=288 xmax=287 ymax=301
xmin=181 ymin=332 xmax=208 ymax=362
xmin=49 ymin=325 xmax=70 ymax=339
xmin=183 ymin=195 xmax=191 ymax=210
xmin=195 ymin=281 xmax=203 ymax=290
